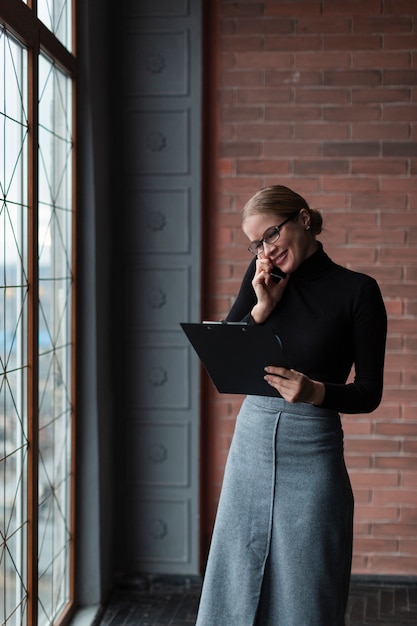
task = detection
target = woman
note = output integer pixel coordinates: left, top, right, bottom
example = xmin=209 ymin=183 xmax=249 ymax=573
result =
xmin=196 ymin=185 xmax=387 ymax=625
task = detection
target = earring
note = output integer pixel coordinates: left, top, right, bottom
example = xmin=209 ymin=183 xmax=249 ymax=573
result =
xmin=305 ymin=224 xmax=311 ymax=231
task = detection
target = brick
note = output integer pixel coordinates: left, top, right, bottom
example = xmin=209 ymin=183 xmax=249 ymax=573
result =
xmin=375 ymin=455 xmax=417 ymax=470
xmin=399 ymin=538 xmax=417 ymax=555
xmin=354 ymin=504 xmax=399 ymax=521
xmin=406 ymin=301 xmax=417 ymax=316
xmin=236 ymin=18 xmax=295 ymax=35
xmin=404 ymin=334 xmax=417 ymax=350
xmin=296 ymin=17 xmax=351 ymax=34
xmin=323 ymin=106 xmax=381 ymax=122
xmin=378 ymin=248 xmax=417 ymax=264
xmin=353 ymin=488 xmax=372 ymax=504
xmin=235 ymin=51 xmax=293 ymax=69
xmin=218 ymin=158 xmax=234 ymax=176
xmin=218 ymin=175 xmax=263 ymax=192
xmin=265 ymin=35 xmax=322 ymax=51
xmin=221 ymin=70 xmax=263 ymax=88
xmin=352 ymin=51 xmax=412 ymax=68
xmin=295 ymin=123 xmax=350 ymax=139
xmin=349 ymin=470 xmax=399 ymax=487
xmin=326 ymin=178 xmax=383 ymax=194
xmin=222 ymin=3 xmax=264 ymax=18
xmin=352 ymin=87 xmax=412 ymax=104
xmin=342 ymin=420 xmax=372 ymax=435
xmin=400 ymin=507 xmax=417 ymax=523
xmin=323 ymin=0 xmax=382 ymax=15
xmin=353 ymin=121 xmax=411 ymax=140
xmin=383 ymin=143 xmax=417 ymax=157
xmin=402 ymin=472 xmax=417 ymax=488
xmin=353 ymin=521 xmax=372 ymax=535
xmin=404 ymin=439 xmax=417 ymax=453
xmin=352 ymin=194 xmax=408 ymax=211
xmin=389 ymin=319 xmax=417 ymax=334
xmin=372 ymin=522 xmax=417 ymax=537
xmin=353 ymin=538 xmax=399 ymax=553
xmin=295 ymin=51 xmax=350 ymax=69
xmin=352 ymin=159 xmax=409 ymax=175
xmin=382 ymin=105 xmax=417 ymax=121
xmin=351 ymin=554 xmax=369 ymax=571
xmin=349 ymin=229 xmax=405 ymax=245
xmin=221 ymin=36 xmax=263 ymax=52
xmin=236 ymin=159 xmax=290 ymax=175
xmin=266 ymin=69 xmax=321 ymax=86
xmin=384 ymin=34 xmax=417 ymax=50
xmin=294 ymin=159 xmax=349 ymax=175
xmin=381 ymin=212 xmax=417 ymax=228
xmin=236 ymin=87 xmax=292 ymax=104
xmin=384 ymin=0 xmax=417 ymax=14
xmin=323 ymin=70 xmax=382 ymax=86
xmin=374 ymin=489 xmax=417 ymax=506
xmin=368 ymin=555 xmax=417 ymax=574
xmin=323 ymin=34 xmax=382 ymax=50
xmin=345 ymin=438 xmax=401 ymax=453
xmin=236 ymin=123 xmax=292 ymax=140
xmin=353 ymin=17 xmax=413 ymax=33
xmin=323 ymin=212 xmax=377 ymax=227
xmin=385 ymin=352 xmax=417 ymax=372
xmin=295 ymin=87 xmax=349 ymax=104
xmin=265 ymin=1 xmax=322 ymax=16
xmin=323 ymin=142 xmax=380 ymax=157
xmin=222 ymin=105 xmax=263 ymax=122
xmin=375 ymin=422 xmax=417 ymax=436
xmin=265 ymin=142 xmax=321 ymax=157
xmin=268 ymin=178 xmax=322 ymax=196
xmin=409 ymin=230 xmax=417 ymax=244
xmin=345 ymin=455 xmax=373 ymax=469
xmin=220 ymin=141 xmax=262 ymax=158
xmin=265 ymin=105 xmax=321 ymax=122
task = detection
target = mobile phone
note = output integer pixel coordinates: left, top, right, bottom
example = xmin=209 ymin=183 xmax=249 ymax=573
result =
xmin=270 ymin=268 xmax=286 ymax=283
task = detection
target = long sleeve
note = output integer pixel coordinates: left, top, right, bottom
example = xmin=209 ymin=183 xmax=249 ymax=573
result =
xmin=224 ymin=247 xmax=387 ymax=415
xmin=226 ymin=257 xmax=257 ymax=324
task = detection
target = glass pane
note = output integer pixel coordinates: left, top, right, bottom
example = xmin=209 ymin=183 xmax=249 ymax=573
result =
xmin=37 ymin=0 xmax=73 ymax=53
xmin=38 ymin=53 xmax=73 ymax=626
xmin=0 ymin=27 xmax=29 ymax=626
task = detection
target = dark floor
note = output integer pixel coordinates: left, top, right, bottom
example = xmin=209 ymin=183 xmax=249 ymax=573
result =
xmin=97 ymin=575 xmax=417 ymax=625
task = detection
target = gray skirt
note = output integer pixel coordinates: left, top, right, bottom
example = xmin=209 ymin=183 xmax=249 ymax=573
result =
xmin=196 ymin=396 xmax=354 ymax=626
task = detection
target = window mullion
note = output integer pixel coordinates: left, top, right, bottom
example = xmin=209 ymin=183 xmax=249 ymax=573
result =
xmin=27 ymin=38 xmax=40 ymax=626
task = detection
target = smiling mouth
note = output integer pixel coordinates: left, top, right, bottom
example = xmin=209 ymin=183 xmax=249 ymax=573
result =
xmin=274 ymin=250 xmax=288 ymax=265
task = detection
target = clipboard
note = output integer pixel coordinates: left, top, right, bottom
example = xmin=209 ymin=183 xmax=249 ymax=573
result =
xmin=181 ymin=322 xmax=288 ymax=396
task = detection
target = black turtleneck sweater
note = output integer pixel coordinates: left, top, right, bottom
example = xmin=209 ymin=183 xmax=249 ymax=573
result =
xmin=226 ymin=244 xmax=387 ymax=414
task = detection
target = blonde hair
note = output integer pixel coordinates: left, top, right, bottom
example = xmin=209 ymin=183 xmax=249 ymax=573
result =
xmin=242 ymin=185 xmax=323 ymax=236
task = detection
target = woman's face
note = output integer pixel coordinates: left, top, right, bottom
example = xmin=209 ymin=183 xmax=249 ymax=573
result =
xmin=243 ymin=209 xmax=318 ymax=275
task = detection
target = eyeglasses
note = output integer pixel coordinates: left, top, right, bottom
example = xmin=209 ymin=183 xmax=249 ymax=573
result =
xmin=247 ymin=215 xmax=295 ymax=255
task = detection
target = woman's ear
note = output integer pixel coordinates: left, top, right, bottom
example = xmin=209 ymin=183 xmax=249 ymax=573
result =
xmin=299 ymin=208 xmax=311 ymax=230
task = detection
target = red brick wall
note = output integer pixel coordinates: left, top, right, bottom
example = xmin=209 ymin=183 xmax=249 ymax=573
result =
xmin=201 ymin=0 xmax=417 ymax=577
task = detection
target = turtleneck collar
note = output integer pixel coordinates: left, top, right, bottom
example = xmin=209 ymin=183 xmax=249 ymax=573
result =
xmin=291 ymin=241 xmax=335 ymax=282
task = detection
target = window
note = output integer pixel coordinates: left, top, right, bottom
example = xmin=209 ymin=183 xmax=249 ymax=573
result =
xmin=0 ymin=2 xmax=76 ymax=624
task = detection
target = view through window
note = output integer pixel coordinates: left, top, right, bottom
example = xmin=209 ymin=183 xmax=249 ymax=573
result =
xmin=0 ymin=1 xmax=75 ymax=624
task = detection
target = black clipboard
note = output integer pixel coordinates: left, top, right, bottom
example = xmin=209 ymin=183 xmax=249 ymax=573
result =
xmin=181 ymin=322 xmax=288 ymax=396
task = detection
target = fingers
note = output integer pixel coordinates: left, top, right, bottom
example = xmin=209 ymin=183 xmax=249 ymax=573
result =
xmin=264 ymin=368 xmax=312 ymax=403
xmin=264 ymin=369 xmax=324 ymax=406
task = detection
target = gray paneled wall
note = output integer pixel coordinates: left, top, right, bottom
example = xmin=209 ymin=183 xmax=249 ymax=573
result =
xmin=118 ymin=0 xmax=202 ymax=575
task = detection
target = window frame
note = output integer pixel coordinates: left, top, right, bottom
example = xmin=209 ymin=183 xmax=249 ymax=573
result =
xmin=0 ymin=1 xmax=77 ymax=624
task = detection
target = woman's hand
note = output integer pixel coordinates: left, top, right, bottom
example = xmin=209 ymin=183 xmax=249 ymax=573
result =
xmin=250 ymin=257 xmax=289 ymax=324
xmin=264 ymin=367 xmax=325 ymax=406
